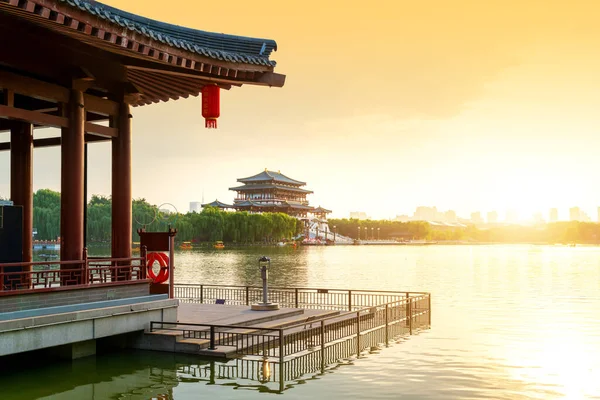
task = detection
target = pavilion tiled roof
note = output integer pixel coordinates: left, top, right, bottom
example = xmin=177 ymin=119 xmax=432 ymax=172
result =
xmin=59 ymin=0 xmax=278 ymax=66
xmin=313 ymin=206 xmax=332 ymax=213
xmin=201 ymin=199 xmax=233 ymax=209
xmin=234 ymin=201 xmax=314 ymax=211
xmin=237 ymin=170 xmax=306 ymax=186
xmin=229 ymin=184 xmax=313 ymax=194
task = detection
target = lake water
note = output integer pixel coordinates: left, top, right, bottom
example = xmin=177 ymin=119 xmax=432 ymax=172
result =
xmin=6 ymin=245 xmax=600 ymax=399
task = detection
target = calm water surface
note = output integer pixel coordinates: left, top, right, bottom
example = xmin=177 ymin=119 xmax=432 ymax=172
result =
xmin=6 ymin=245 xmax=600 ymax=399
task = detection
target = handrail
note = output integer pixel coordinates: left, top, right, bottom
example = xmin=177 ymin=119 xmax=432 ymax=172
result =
xmin=151 ymin=292 xmax=431 ymax=360
xmin=0 ymin=254 xmax=148 ymax=294
xmin=175 ymin=283 xmax=429 ymax=295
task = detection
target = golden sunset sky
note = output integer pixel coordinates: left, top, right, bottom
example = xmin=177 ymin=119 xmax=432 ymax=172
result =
xmin=1 ymin=0 xmax=599 ymax=220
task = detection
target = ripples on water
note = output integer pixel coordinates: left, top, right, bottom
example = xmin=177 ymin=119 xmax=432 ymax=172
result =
xmin=14 ymin=245 xmax=600 ymax=399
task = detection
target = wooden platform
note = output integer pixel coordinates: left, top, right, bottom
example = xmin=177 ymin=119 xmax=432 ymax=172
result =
xmin=139 ymin=303 xmax=341 ymax=358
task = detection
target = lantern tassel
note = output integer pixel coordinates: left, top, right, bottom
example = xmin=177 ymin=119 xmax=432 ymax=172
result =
xmin=205 ymin=119 xmax=218 ymax=129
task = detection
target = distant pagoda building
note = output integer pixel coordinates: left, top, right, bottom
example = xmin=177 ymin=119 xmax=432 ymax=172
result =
xmin=225 ymin=169 xmax=331 ymax=218
xmin=201 ymin=199 xmax=234 ymax=210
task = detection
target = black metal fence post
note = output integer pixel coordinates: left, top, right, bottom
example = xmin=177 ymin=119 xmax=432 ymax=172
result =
xmin=348 ymin=290 xmax=352 ymax=311
xmin=356 ymin=310 xmax=361 ymax=357
xmin=295 ymin=288 xmax=299 ymax=308
xmin=428 ymin=293 xmax=432 ymax=327
xmin=408 ymin=298 xmax=413 ymax=335
xmin=320 ymin=319 xmax=325 ymax=373
xmin=246 ymin=286 xmax=250 ymax=306
xmin=209 ymin=326 xmax=216 ymax=350
xmin=385 ymin=304 xmax=389 ymax=346
xmin=200 ymin=284 xmax=204 ymax=304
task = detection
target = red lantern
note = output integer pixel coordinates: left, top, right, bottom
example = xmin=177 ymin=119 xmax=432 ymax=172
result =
xmin=202 ymin=85 xmax=220 ymax=128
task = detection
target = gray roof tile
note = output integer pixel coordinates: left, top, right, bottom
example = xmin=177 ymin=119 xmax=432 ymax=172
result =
xmin=59 ymin=0 xmax=277 ymax=66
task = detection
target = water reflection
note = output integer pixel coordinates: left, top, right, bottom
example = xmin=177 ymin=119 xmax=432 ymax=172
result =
xmin=0 ymin=339 xmax=391 ymax=399
xmin=28 ymin=244 xmax=600 ymax=399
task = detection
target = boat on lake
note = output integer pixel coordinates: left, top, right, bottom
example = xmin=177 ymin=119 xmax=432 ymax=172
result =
xmin=213 ymin=241 xmax=225 ymax=249
xmin=180 ymin=241 xmax=193 ymax=250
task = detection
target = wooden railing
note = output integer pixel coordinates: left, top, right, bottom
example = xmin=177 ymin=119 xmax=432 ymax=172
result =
xmin=0 ymin=252 xmax=148 ymax=294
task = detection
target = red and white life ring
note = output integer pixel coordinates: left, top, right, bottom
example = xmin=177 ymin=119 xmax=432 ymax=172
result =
xmin=146 ymin=252 xmax=169 ymax=284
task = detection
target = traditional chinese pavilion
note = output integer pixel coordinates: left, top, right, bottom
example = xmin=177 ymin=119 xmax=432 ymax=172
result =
xmin=225 ymin=169 xmax=331 ymax=218
xmin=0 ymin=0 xmax=283 ymax=288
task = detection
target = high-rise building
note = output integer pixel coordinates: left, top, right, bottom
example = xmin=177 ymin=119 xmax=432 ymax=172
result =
xmin=444 ymin=210 xmax=457 ymax=223
xmin=394 ymin=214 xmax=410 ymax=222
xmin=570 ymin=207 xmax=581 ymax=221
xmin=350 ymin=212 xmax=369 ymax=220
xmin=549 ymin=208 xmax=558 ymax=223
xmin=470 ymin=211 xmax=483 ymax=224
xmin=414 ymin=206 xmax=437 ymax=221
xmin=189 ymin=202 xmax=202 ymax=213
xmin=487 ymin=211 xmax=498 ymax=224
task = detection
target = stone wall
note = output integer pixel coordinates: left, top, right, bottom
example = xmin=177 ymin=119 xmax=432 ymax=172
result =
xmin=0 ymin=282 xmax=150 ymax=312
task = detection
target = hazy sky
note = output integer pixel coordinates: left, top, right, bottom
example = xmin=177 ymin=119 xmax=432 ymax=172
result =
xmin=1 ymin=0 xmax=600 ymax=220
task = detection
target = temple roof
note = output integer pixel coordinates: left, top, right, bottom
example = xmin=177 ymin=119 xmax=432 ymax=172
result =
xmin=237 ymin=170 xmax=306 ymax=186
xmin=313 ymin=206 xmax=332 ymax=213
xmin=234 ymin=201 xmax=314 ymax=210
xmin=201 ymin=199 xmax=233 ymax=209
xmin=229 ymin=184 xmax=313 ymax=194
xmin=59 ymin=0 xmax=277 ymax=66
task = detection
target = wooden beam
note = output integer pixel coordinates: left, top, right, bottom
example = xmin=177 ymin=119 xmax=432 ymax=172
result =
xmin=83 ymin=94 xmax=119 ymax=117
xmin=0 ymin=104 xmax=68 ymax=128
xmin=0 ymin=134 xmax=111 ymax=151
xmin=257 ymin=72 xmax=286 ymax=88
xmin=0 ymin=69 xmax=69 ymax=103
xmin=2 ymin=89 xmax=14 ymax=106
xmin=85 ymin=121 xmax=117 ymax=138
xmin=124 ymin=65 xmax=239 ymax=88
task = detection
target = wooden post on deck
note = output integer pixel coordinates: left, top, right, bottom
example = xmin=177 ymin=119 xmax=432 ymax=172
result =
xmin=111 ymin=102 xmax=132 ymax=260
xmin=10 ymin=121 xmax=33 ymax=266
xmin=60 ymin=89 xmax=85 ymax=267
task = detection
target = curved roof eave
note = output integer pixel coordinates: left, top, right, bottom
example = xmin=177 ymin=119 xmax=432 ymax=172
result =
xmin=60 ymin=0 xmax=278 ymax=67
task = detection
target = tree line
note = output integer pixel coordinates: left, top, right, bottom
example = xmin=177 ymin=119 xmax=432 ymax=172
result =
xmin=3 ymin=189 xmax=600 ymax=244
xmin=26 ymin=189 xmax=299 ymax=244
xmin=329 ymin=218 xmax=600 ymax=244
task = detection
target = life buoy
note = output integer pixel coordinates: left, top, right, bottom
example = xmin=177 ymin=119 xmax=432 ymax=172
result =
xmin=146 ymin=252 xmax=170 ymax=284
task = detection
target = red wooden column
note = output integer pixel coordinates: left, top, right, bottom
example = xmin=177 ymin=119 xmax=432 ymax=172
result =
xmin=10 ymin=121 xmax=33 ymax=264
xmin=60 ymin=89 xmax=85 ymax=263
xmin=111 ymin=102 xmax=132 ymax=259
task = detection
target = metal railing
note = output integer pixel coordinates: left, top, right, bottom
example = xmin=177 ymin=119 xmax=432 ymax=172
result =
xmin=153 ymin=289 xmax=431 ymax=361
xmin=175 ymin=283 xmax=428 ymax=311
xmin=0 ymin=251 xmax=148 ymax=294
